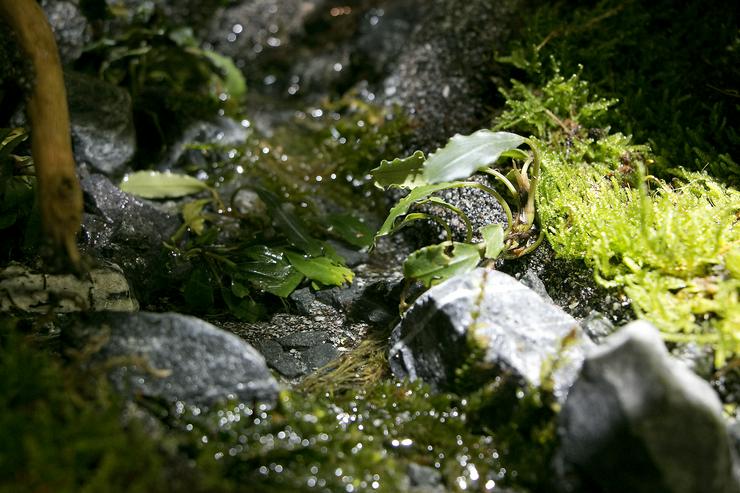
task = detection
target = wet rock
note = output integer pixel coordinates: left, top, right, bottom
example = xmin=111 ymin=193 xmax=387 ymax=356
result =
xmin=0 ymin=261 xmax=138 ymax=313
xmin=500 ymin=242 xmax=634 ymax=324
xmin=302 ymin=342 xmax=338 ymax=369
xmin=279 ymin=329 xmax=330 ymax=349
xmin=63 ymin=311 xmax=279 ymax=405
xmin=384 ymin=0 xmax=525 ymax=151
xmin=79 ymin=167 xmax=182 ymax=299
xmin=66 ymin=71 xmax=136 ymax=175
xmin=579 ymin=310 xmax=617 ymax=344
xmin=270 ymin=351 xmax=308 ymax=379
xmin=557 ymin=321 xmax=740 ymax=493
xmin=389 ymin=268 xmax=592 ymax=401
xmin=160 ymin=116 xmax=248 ymax=170
xmin=42 ymin=0 xmax=91 ymax=64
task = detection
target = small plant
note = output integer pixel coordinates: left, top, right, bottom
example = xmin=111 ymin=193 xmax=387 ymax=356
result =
xmin=371 ymin=130 xmax=543 ymax=293
xmin=120 ymin=170 xmax=355 ymax=320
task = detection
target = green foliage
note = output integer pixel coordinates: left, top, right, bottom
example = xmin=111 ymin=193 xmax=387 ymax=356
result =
xmin=497 ymin=0 xmax=740 ymax=184
xmin=119 ymin=170 xmax=211 ymax=198
xmin=496 ymin=68 xmax=740 ymax=366
xmin=0 ymin=128 xmax=37 ymax=261
xmin=78 ymin=23 xmax=246 ymax=155
xmin=371 ymin=130 xmax=542 ymax=289
xmin=0 ymin=319 xmax=196 ymax=493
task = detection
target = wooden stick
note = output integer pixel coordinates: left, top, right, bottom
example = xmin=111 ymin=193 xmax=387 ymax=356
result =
xmin=0 ymin=0 xmax=83 ymax=269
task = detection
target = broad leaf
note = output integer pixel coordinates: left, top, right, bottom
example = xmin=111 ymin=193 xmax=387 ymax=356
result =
xmin=375 ymin=182 xmax=474 ymax=239
xmin=284 ymin=251 xmax=354 ymax=286
xmin=371 ymin=150 xmax=427 ymax=190
xmin=183 ymin=264 xmax=214 ymax=312
xmin=120 ymin=171 xmax=209 ymax=198
xmin=480 ymin=223 xmax=505 ymax=260
xmin=202 ymin=49 xmax=247 ymax=101
xmin=326 ymin=213 xmax=374 ymax=248
xmin=423 ymin=130 xmax=525 ymax=184
xmin=237 ymin=245 xmax=304 ymax=297
xmin=254 ymin=186 xmax=324 ymax=257
xmin=403 ymin=242 xmax=481 ymax=287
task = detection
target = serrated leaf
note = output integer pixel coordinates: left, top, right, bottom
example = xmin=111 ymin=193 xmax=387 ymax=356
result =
xmin=254 ymin=186 xmax=324 ymax=257
xmin=371 ymin=150 xmax=427 ymax=189
xmin=423 ymin=130 xmax=525 ymax=184
xmin=284 ymin=251 xmax=354 ymax=286
xmin=120 ymin=171 xmax=209 ymax=198
xmin=481 ymin=223 xmax=505 ymax=260
xmin=326 ymin=213 xmax=374 ymax=248
xmin=375 ymin=182 xmax=471 ymax=239
xmin=236 ymin=245 xmax=304 ymax=297
xmin=403 ymin=242 xmax=481 ymax=287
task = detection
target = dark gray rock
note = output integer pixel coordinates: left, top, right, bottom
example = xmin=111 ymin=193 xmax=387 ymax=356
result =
xmin=384 ymin=0 xmax=524 ymax=151
xmin=313 ymin=271 xmax=403 ymax=326
xmin=270 ymin=351 xmax=308 ymax=379
xmin=66 ymin=71 xmax=135 ymax=175
xmin=79 ymin=167 xmax=182 ymax=299
xmin=389 ymin=268 xmax=592 ymax=401
xmin=302 ymin=343 xmax=338 ymax=370
xmin=279 ymin=330 xmax=329 ymax=349
xmin=557 ymin=321 xmax=740 ymax=493
xmin=579 ymin=310 xmax=617 ymax=344
xmin=64 ymin=311 xmax=279 ymax=406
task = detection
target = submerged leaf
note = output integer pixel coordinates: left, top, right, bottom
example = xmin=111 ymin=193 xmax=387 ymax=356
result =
xmin=371 ymin=150 xmax=427 ymax=190
xmin=423 ymin=130 xmax=525 ymax=184
xmin=326 ymin=213 xmax=374 ymax=248
xmin=480 ymin=223 xmax=505 ymax=260
xmin=403 ymin=242 xmax=481 ymax=287
xmin=284 ymin=251 xmax=354 ymax=286
xmin=120 ymin=171 xmax=209 ymax=198
xmin=237 ymin=245 xmax=304 ymax=297
xmin=254 ymin=186 xmax=324 ymax=257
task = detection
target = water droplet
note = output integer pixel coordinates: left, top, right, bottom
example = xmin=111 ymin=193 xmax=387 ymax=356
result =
xmin=333 ymin=62 xmax=343 ymax=72
xmin=232 ymin=24 xmax=243 ymax=34
xmin=267 ymin=37 xmax=281 ymax=47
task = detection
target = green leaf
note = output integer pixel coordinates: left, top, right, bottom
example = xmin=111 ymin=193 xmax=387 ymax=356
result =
xmin=423 ymin=130 xmax=525 ymax=184
xmin=403 ymin=242 xmax=481 ymax=287
xmin=480 ymin=223 xmax=505 ymax=260
xmin=221 ymin=286 xmax=264 ymax=321
xmin=237 ymin=245 xmax=304 ymax=297
xmin=254 ymin=186 xmax=324 ymax=257
xmin=375 ymin=182 xmax=472 ymax=239
xmin=371 ymin=150 xmax=427 ymax=190
xmin=201 ymin=49 xmax=247 ymax=101
xmin=183 ymin=264 xmax=214 ymax=312
xmin=284 ymin=251 xmax=354 ymax=286
xmin=181 ymin=198 xmax=211 ymax=235
xmin=326 ymin=213 xmax=374 ymax=248
xmin=120 ymin=171 xmax=210 ymax=199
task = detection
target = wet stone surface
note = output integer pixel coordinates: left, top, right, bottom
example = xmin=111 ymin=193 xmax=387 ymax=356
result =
xmin=63 ymin=311 xmax=279 ymax=406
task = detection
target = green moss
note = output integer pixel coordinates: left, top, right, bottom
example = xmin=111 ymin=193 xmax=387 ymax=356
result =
xmin=0 ymin=317 xmax=207 ymax=493
xmin=496 ymin=69 xmax=740 ymax=367
xmin=497 ymin=0 xmax=740 ymax=184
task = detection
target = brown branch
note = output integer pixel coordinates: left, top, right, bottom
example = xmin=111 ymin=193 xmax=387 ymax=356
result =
xmin=0 ymin=0 xmax=83 ymax=270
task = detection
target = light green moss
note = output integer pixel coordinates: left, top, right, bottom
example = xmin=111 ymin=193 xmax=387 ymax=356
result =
xmin=497 ymin=70 xmax=740 ymax=367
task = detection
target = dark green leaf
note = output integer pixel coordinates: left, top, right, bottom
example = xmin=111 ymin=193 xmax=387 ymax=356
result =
xmin=237 ymin=246 xmax=304 ymax=298
xmin=403 ymin=242 xmax=481 ymax=287
xmin=284 ymin=251 xmax=354 ymax=286
xmin=371 ymin=150 xmax=427 ymax=190
xmin=120 ymin=171 xmax=210 ymax=198
xmin=221 ymin=286 xmax=264 ymax=321
xmin=423 ymin=130 xmax=525 ymax=184
xmin=254 ymin=186 xmax=324 ymax=257
xmin=480 ymin=223 xmax=505 ymax=260
xmin=183 ymin=264 xmax=214 ymax=312
xmin=326 ymin=213 xmax=374 ymax=248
